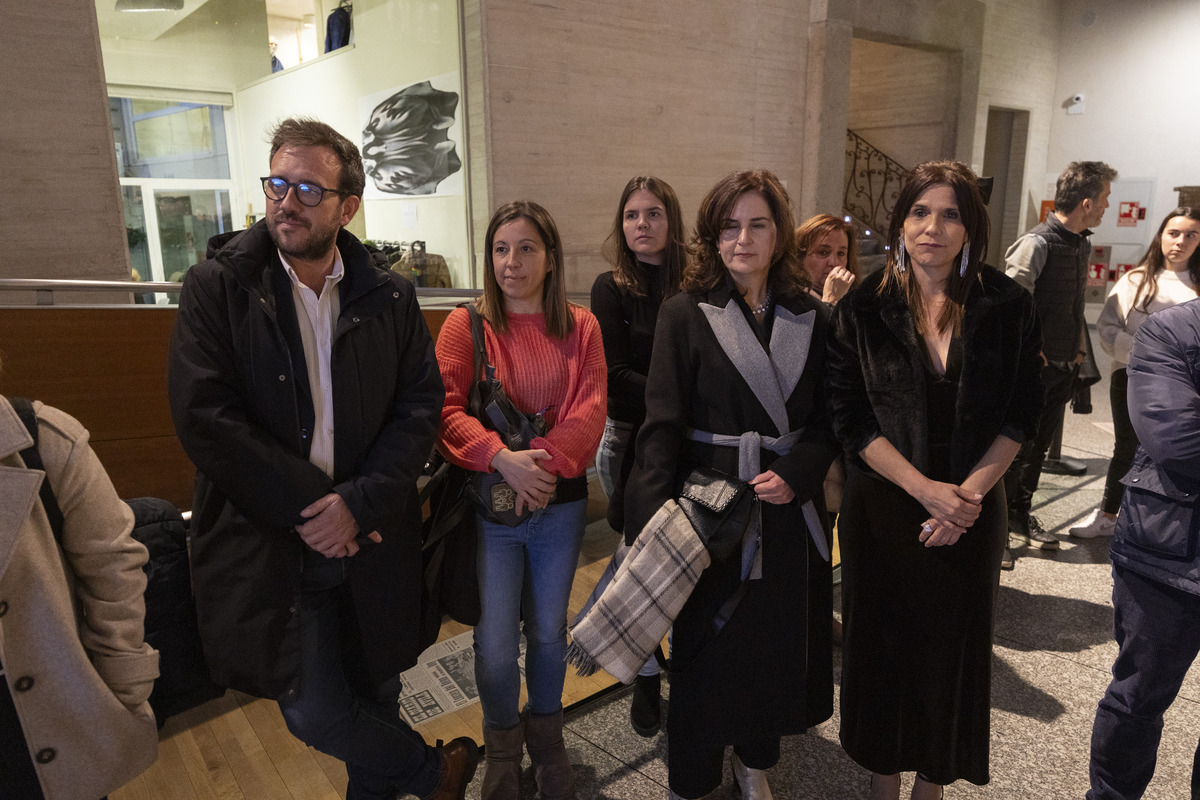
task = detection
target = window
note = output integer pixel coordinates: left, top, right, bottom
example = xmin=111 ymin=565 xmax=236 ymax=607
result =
xmin=112 ymin=98 xmax=235 ymax=299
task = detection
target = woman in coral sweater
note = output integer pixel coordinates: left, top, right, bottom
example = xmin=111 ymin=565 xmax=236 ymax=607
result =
xmin=436 ymin=200 xmax=606 ymax=800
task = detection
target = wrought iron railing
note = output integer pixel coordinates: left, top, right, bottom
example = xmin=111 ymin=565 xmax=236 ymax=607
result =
xmin=844 ymin=129 xmax=910 ymax=241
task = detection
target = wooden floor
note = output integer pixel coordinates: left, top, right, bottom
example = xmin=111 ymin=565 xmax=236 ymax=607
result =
xmin=111 ymin=494 xmax=839 ymax=800
xmin=111 ymin=515 xmax=622 ymax=800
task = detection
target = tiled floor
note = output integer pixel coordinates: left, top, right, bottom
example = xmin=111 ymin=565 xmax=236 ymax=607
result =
xmin=487 ymin=313 xmax=1200 ymax=798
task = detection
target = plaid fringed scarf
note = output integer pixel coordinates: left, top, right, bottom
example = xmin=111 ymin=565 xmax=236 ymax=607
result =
xmin=565 ymin=499 xmax=710 ymax=684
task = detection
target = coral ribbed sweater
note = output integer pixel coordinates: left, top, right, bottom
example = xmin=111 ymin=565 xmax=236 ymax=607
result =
xmin=435 ymin=305 xmax=607 ymax=478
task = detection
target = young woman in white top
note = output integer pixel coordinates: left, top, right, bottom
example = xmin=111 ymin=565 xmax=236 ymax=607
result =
xmin=1074 ymin=207 xmax=1200 ymax=538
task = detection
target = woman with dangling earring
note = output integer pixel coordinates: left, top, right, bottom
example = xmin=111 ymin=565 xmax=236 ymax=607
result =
xmin=827 ymin=161 xmax=1044 ymax=799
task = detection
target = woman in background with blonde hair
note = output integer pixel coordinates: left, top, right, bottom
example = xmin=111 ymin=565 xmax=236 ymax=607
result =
xmin=796 ymin=213 xmax=858 ymax=305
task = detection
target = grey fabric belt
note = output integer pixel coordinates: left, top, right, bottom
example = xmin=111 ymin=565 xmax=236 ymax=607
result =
xmin=688 ymin=428 xmax=802 ymax=483
xmin=688 ymin=427 xmax=830 ymax=582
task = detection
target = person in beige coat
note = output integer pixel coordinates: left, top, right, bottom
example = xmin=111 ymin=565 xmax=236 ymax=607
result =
xmin=0 ymin=393 xmax=159 ymax=800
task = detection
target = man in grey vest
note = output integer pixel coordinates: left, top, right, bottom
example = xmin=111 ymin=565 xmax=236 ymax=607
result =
xmin=1002 ymin=160 xmax=1117 ymax=568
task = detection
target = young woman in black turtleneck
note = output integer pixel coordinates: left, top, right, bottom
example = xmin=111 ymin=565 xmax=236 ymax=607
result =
xmin=587 ymin=175 xmax=686 ymax=737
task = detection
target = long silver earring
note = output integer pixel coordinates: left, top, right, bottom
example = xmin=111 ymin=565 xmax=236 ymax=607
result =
xmin=959 ymin=245 xmax=970 ymax=277
xmin=896 ymin=239 xmax=907 ymax=273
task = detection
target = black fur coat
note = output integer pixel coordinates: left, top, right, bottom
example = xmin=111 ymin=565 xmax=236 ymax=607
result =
xmin=827 ymin=265 xmax=1045 ymax=483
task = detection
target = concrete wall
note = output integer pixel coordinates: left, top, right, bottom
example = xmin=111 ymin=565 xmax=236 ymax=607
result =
xmin=476 ymin=0 xmax=812 ymax=289
xmin=848 ymin=39 xmax=958 ymax=168
xmin=0 ymin=0 xmax=130 ymax=304
xmin=972 ymin=0 xmax=1061 ymax=250
xmin=1046 ymin=0 xmax=1200 ymax=267
xmin=811 ymin=0 xmax=985 ymax=231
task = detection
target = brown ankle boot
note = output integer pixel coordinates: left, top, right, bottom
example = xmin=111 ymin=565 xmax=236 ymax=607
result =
xmin=481 ymin=723 xmax=523 ymax=800
xmin=522 ymin=708 xmax=576 ymax=799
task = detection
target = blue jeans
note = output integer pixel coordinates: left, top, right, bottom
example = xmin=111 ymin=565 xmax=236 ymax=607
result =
xmin=595 ymin=417 xmax=634 ymax=500
xmin=1088 ymin=564 xmax=1200 ymax=799
xmin=474 ymin=499 xmax=588 ymax=729
xmin=278 ymin=555 xmax=442 ymax=800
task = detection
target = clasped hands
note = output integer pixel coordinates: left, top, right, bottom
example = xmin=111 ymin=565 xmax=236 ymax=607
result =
xmin=491 ymin=448 xmax=557 ymax=517
xmin=297 ymin=492 xmax=379 ymax=558
xmin=915 ymin=479 xmax=983 ymax=547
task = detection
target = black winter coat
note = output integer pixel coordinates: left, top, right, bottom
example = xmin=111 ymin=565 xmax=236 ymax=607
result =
xmin=827 ymin=266 xmax=1045 ymax=482
xmin=625 ymin=281 xmax=839 ymax=743
xmin=167 ymin=222 xmax=444 ymax=698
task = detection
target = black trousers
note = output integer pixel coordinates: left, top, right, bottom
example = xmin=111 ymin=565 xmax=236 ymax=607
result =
xmin=1005 ymin=361 xmax=1077 ymax=518
xmin=667 ymin=731 xmax=780 ymax=798
xmin=1101 ymin=369 xmax=1140 ymax=515
xmin=1088 ymin=565 xmax=1200 ymax=799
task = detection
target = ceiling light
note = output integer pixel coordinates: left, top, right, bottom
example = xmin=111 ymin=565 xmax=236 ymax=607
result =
xmin=115 ymin=0 xmax=185 ymax=11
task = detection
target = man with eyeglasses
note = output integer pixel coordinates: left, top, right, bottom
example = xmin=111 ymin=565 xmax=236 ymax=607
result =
xmin=168 ymin=118 xmax=477 ymax=800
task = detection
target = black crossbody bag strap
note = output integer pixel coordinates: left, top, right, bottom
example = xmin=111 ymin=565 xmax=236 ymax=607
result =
xmin=9 ymin=397 xmax=65 ymax=545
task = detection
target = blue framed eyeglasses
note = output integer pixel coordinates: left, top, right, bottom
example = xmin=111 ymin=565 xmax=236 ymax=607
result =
xmin=261 ymin=177 xmax=348 ymax=207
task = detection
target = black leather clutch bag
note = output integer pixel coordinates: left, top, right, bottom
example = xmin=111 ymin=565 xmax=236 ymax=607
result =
xmin=676 ymin=466 xmax=755 ymax=562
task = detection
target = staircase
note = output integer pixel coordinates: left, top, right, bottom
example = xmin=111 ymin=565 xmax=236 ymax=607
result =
xmin=843 ymin=129 xmax=907 ymax=275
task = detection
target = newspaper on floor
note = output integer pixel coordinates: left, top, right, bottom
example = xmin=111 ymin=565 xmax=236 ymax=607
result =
xmin=396 ymin=629 xmax=527 ymax=726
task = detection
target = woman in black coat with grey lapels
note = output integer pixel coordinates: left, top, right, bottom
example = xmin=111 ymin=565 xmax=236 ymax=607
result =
xmin=626 ymin=169 xmax=838 ymax=800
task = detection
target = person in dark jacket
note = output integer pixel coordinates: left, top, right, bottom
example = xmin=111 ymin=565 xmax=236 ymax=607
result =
xmin=625 ymin=169 xmax=838 ymax=800
xmin=587 ymin=175 xmax=686 ymax=737
xmin=1087 ymin=297 xmax=1200 ymax=800
xmin=167 ymin=117 xmax=476 ymax=800
xmin=1002 ymin=160 xmax=1117 ymax=564
xmin=827 ymin=161 xmax=1044 ymax=799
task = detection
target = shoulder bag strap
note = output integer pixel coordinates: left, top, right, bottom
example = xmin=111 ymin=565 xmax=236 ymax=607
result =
xmin=9 ymin=397 xmax=66 ymax=545
xmin=462 ymin=302 xmax=490 ymax=417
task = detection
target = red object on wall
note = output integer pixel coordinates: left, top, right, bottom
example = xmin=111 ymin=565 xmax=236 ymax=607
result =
xmin=1088 ymin=245 xmax=1112 ymax=288
xmin=1117 ymin=202 xmax=1147 ymax=228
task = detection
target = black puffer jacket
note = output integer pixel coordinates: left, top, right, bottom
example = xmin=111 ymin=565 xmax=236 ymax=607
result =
xmin=127 ymin=497 xmax=223 ymax=727
xmin=167 ymin=222 xmax=444 ymax=698
xmin=1004 ymin=214 xmax=1091 ymax=363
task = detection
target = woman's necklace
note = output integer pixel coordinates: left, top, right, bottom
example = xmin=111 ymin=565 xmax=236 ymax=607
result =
xmin=750 ymin=289 xmax=773 ymax=316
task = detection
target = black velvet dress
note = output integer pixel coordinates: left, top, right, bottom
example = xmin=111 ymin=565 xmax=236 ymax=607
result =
xmin=838 ymin=338 xmax=1007 ymax=786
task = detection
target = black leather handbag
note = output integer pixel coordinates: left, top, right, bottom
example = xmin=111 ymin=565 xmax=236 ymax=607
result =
xmin=676 ymin=466 xmax=755 ymax=562
xmin=462 ymin=305 xmax=554 ymax=527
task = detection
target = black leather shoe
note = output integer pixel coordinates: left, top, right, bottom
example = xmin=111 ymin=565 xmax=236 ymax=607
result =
xmin=427 ymin=736 xmax=480 ymax=800
xmin=630 ymin=673 xmax=662 ymax=737
xmin=1010 ymin=514 xmax=1059 ymax=550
